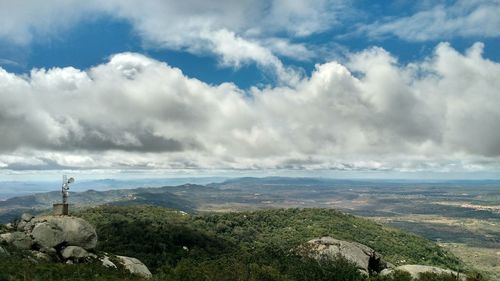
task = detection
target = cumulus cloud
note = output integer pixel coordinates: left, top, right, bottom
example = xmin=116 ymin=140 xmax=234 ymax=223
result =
xmin=0 ymin=43 xmax=499 ymax=172
xmin=360 ymin=0 xmax=500 ymax=41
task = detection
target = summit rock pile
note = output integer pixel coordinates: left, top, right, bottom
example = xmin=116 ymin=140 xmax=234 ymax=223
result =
xmin=0 ymin=213 xmax=152 ymax=279
xmin=301 ymin=236 xmax=464 ymax=279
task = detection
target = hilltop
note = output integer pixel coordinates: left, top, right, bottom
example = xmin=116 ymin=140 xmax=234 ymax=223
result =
xmin=1 ymin=205 xmax=489 ymax=280
xmin=0 ymin=177 xmax=497 ymax=278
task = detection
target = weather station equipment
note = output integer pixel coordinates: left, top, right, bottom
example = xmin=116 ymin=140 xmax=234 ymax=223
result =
xmin=53 ymin=175 xmax=75 ymax=216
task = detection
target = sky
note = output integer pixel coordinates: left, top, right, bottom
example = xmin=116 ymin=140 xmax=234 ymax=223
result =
xmin=0 ymin=0 xmax=500 ymax=180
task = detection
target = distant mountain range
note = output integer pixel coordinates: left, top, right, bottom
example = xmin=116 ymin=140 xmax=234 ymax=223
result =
xmin=1 ymin=177 xmax=499 ymax=224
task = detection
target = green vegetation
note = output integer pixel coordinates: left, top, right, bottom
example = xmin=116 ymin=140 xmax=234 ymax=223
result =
xmin=0 ymin=205 xmax=487 ymax=280
xmin=79 ymin=206 xmax=463 ymax=270
xmin=80 ymin=206 xmax=480 ymax=280
xmin=0 ymin=244 xmax=143 ymax=281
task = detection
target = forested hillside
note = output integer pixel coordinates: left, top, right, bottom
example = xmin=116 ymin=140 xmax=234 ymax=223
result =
xmin=1 ymin=206 xmax=486 ymax=280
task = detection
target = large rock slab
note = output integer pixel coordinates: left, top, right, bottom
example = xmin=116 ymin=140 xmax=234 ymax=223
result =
xmin=381 ymin=264 xmax=464 ymax=280
xmin=30 ymin=216 xmax=97 ymax=250
xmin=302 ymin=237 xmax=389 ymax=275
xmin=117 ymin=256 xmax=152 ymax=279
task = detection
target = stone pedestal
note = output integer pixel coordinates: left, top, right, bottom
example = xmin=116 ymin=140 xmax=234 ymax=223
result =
xmin=53 ymin=203 xmax=69 ymax=216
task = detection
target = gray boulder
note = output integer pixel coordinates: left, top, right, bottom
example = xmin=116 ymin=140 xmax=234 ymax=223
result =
xmin=381 ymin=265 xmax=464 ymax=280
xmin=0 ymin=231 xmax=33 ymax=249
xmin=39 ymin=246 xmax=57 ymax=255
xmin=21 ymin=213 xmax=34 ymax=222
xmin=302 ymin=237 xmax=389 ymax=275
xmin=16 ymin=221 xmax=27 ymax=231
xmin=117 ymin=256 xmax=152 ymax=279
xmin=16 ymin=213 xmax=35 ymax=231
xmin=30 ymin=216 xmax=97 ymax=250
xmin=31 ymin=250 xmax=52 ymax=261
xmin=61 ymin=246 xmax=91 ymax=260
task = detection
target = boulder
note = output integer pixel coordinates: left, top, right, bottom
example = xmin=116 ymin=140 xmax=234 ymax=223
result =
xmin=381 ymin=265 xmax=464 ymax=280
xmin=0 ymin=231 xmax=33 ymax=249
xmin=30 ymin=216 xmax=97 ymax=250
xmin=31 ymin=223 xmax=64 ymax=249
xmin=16 ymin=213 xmax=34 ymax=231
xmin=21 ymin=213 xmax=34 ymax=222
xmin=61 ymin=246 xmax=91 ymax=260
xmin=302 ymin=237 xmax=389 ymax=275
xmin=16 ymin=221 xmax=27 ymax=231
xmin=0 ymin=233 xmax=8 ymax=242
xmin=18 ymin=220 xmax=35 ymax=232
xmin=31 ymin=250 xmax=52 ymax=261
xmin=117 ymin=256 xmax=152 ymax=279
xmin=39 ymin=246 xmax=57 ymax=255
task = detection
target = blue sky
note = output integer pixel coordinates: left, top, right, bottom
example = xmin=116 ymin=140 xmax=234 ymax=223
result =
xmin=1 ymin=1 xmax=499 ymax=88
xmin=0 ymin=0 xmax=499 ymax=179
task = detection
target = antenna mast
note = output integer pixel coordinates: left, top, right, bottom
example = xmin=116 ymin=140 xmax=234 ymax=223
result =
xmin=54 ymin=175 xmax=75 ymax=216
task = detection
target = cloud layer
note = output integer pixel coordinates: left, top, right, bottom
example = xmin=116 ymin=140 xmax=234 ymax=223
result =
xmin=361 ymin=0 xmax=500 ymax=41
xmin=1 ymin=43 xmax=499 ymax=172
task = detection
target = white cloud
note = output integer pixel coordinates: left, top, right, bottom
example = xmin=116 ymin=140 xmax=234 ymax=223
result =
xmin=0 ymin=0 xmax=100 ymax=45
xmin=0 ymin=0 xmax=347 ymax=82
xmin=0 ymin=43 xmax=499 ymax=172
xmin=360 ymin=0 xmax=500 ymax=41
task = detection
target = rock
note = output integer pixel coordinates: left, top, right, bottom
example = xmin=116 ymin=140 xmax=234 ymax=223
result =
xmin=39 ymin=246 xmax=57 ymax=255
xmin=0 ymin=231 xmax=33 ymax=249
xmin=117 ymin=256 xmax=152 ymax=279
xmin=380 ymin=268 xmax=391 ymax=275
xmin=16 ymin=220 xmax=27 ymax=231
xmin=101 ymin=255 xmax=117 ymax=268
xmin=0 ymin=246 xmax=9 ymax=256
xmin=21 ymin=213 xmax=34 ymax=222
xmin=0 ymin=233 xmax=7 ymax=242
xmin=302 ymin=237 xmax=388 ymax=275
xmin=31 ymin=223 xmax=64 ymax=249
xmin=16 ymin=214 xmax=34 ymax=231
xmin=31 ymin=250 xmax=52 ymax=261
xmin=20 ymin=220 xmax=37 ymax=232
xmin=382 ymin=265 xmax=464 ymax=280
xmin=61 ymin=246 xmax=91 ymax=260
xmin=5 ymin=223 xmax=14 ymax=230
xmin=30 ymin=216 xmax=97 ymax=250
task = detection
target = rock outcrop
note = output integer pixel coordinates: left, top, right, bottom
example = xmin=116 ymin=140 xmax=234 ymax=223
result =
xmin=61 ymin=246 xmax=94 ymax=260
xmin=1 ymin=213 xmax=152 ymax=279
xmin=2 ymin=214 xmax=97 ymax=255
xmin=117 ymin=256 xmax=153 ymax=279
xmin=29 ymin=216 xmax=97 ymax=250
xmin=381 ymin=265 xmax=465 ymax=280
xmin=302 ymin=236 xmax=391 ymax=275
xmin=302 ymin=236 xmax=464 ymax=279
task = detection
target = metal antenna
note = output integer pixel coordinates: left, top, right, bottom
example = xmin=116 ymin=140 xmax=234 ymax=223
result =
xmin=61 ymin=175 xmax=74 ymax=204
